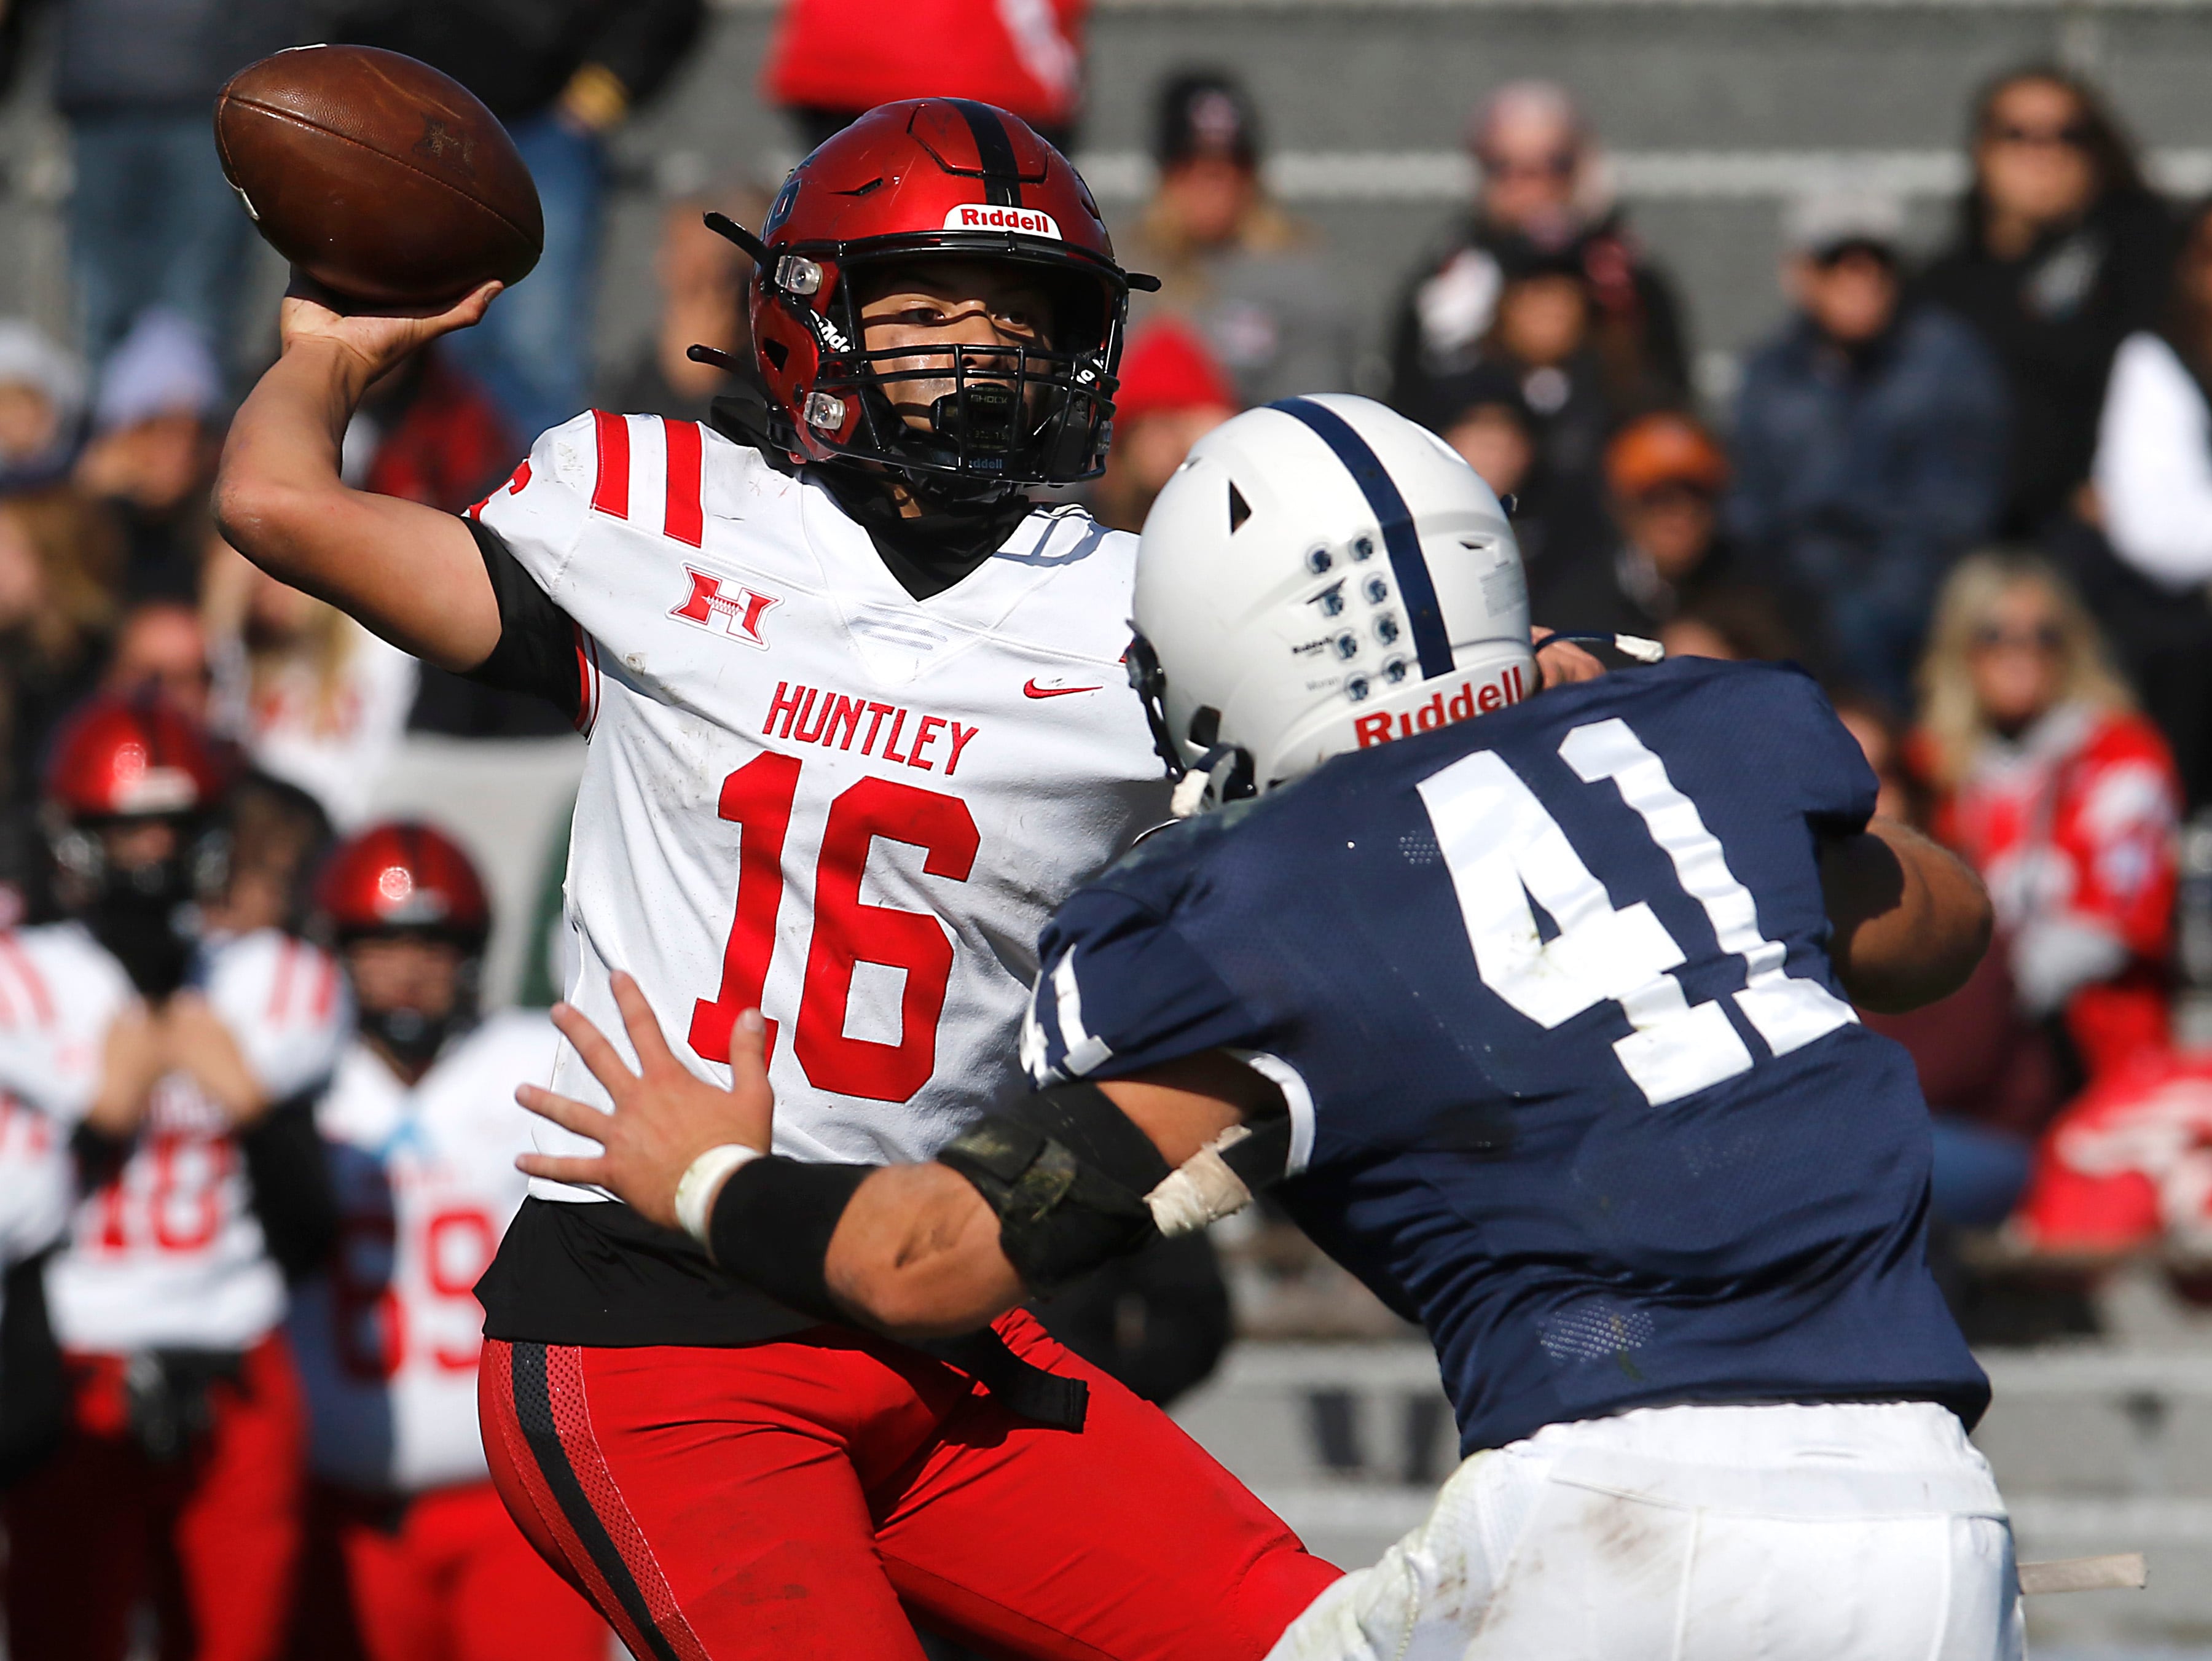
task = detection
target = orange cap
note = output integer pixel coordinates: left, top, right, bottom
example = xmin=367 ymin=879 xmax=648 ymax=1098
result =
xmin=1606 ymin=412 xmax=1728 ymax=499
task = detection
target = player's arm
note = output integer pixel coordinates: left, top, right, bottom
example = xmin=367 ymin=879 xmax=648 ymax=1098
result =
xmin=516 ymin=977 xmax=1261 ymax=1340
xmin=212 ymin=283 xmax=504 ymax=671
xmin=1819 ymin=816 xmax=1993 ymax=1014
xmin=814 ymin=1058 xmax=1263 ymax=1336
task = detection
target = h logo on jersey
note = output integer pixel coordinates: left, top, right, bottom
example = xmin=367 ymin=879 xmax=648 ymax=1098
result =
xmin=671 ymin=568 xmax=780 ymax=649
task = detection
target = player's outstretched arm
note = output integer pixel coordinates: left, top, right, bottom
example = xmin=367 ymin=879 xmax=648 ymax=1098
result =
xmin=820 ymin=1058 xmax=1260 ymax=1338
xmin=213 ymin=281 xmax=504 ymax=672
xmin=514 ymin=980 xmax=1253 ymax=1340
xmin=1821 ymin=818 xmax=1993 ymax=1014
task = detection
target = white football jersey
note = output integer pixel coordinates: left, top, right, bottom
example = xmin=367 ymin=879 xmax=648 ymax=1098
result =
xmin=475 ymin=413 xmax=1172 ymax=1190
xmin=290 ymin=1011 xmax=557 ymax=1492
xmin=0 ymin=925 xmax=349 ymax=1353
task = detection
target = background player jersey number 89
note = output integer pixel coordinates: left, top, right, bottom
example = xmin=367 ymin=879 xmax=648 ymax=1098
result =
xmin=332 ymin=1205 xmax=500 ymax=1382
xmin=688 ymin=752 xmax=981 ymax=1100
xmin=1421 ymin=716 xmax=1859 ymax=1106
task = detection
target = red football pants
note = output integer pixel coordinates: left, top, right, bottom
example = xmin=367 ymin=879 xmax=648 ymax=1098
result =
xmin=480 ymin=1310 xmax=1341 ymax=1661
xmin=4 ymin=1332 xmax=305 ymax=1661
xmin=291 ymin=1479 xmax=610 ymax=1661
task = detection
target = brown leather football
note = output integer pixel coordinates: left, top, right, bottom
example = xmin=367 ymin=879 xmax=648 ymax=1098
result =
xmin=214 ymin=45 xmax=543 ymax=307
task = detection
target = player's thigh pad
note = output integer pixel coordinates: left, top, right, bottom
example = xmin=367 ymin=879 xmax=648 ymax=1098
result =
xmin=1266 ymin=1401 xmax=2023 ymax=1661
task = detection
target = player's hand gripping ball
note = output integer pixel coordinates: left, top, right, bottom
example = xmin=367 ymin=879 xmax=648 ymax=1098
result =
xmin=214 ymin=44 xmax=543 ymax=307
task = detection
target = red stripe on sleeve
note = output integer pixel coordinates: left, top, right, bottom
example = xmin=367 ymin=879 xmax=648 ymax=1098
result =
xmin=590 ymin=412 xmax=630 ymax=520
xmin=267 ymin=938 xmax=297 ymax=1023
xmin=0 ymin=939 xmax=52 ymax=1027
xmin=662 ymin=419 xmax=705 ymax=547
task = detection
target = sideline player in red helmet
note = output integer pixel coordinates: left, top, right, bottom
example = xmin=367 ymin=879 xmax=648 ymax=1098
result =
xmin=216 ymin=98 xmax=1595 ymax=1658
xmin=286 ymin=823 xmax=606 ymax=1661
xmin=0 ymin=697 xmax=348 ymax=1661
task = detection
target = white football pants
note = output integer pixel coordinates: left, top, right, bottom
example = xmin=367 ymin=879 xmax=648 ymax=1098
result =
xmin=1265 ymin=1400 xmax=2023 ymax=1661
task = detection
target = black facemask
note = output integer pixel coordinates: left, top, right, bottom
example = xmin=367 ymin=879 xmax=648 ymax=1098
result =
xmin=359 ymin=1004 xmax=470 ymax=1074
xmin=88 ymin=889 xmax=195 ymax=997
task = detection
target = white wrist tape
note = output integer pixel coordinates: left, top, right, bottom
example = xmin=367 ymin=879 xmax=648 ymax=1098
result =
xmin=674 ymin=1144 xmax=763 ymax=1246
xmin=1145 ymin=1124 xmax=1257 ymax=1237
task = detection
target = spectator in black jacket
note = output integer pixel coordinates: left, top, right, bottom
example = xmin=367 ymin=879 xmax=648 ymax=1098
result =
xmin=1387 ymin=81 xmax=1688 ymax=432
xmin=1539 ymin=410 xmax=1763 ymax=644
xmin=335 ymin=0 xmax=708 ymax=442
xmin=1423 ymin=247 xmax=1622 ymax=618
xmin=1921 ymin=66 xmax=2176 ymax=537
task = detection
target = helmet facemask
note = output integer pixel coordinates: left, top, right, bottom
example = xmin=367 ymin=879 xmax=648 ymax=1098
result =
xmin=794 ymin=248 xmax=1123 ymax=494
xmin=50 ymin=808 xmax=226 ymax=996
xmin=342 ymin=928 xmax=483 ymax=1073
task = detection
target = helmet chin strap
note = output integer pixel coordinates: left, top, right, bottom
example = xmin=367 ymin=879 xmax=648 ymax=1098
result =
xmin=1170 ymin=745 xmax=1256 ymax=818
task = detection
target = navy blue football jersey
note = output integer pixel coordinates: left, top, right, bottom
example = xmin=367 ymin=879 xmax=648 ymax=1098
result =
xmin=1023 ymin=657 xmax=1987 ymax=1453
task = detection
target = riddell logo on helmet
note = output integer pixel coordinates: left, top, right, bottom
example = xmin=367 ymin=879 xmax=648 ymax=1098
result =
xmin=944 ymin=205 xmax=1063 ymax=240
xmin=1352 ymin=665 xmax=1529 ymax=748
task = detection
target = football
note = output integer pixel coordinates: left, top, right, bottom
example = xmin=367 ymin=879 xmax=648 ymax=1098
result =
xmin=213 ymin=44 xmax=543 ymax=308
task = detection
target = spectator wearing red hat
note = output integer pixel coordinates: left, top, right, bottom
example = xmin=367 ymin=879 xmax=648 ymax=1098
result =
xmin=1126 ymin=71 xmax=1355 ymax=409
xmin=1094 ymin=319 xmax=1239 ymax=532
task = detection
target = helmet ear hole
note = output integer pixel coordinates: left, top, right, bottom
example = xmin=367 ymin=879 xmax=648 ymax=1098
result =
xmin=1228 ymin=482 xmax=1252 ymax=533
xmin=1188 ymin=705 xmax=1222 ymax=749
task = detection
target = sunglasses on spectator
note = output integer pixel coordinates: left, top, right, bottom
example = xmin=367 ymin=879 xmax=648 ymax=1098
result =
xmin=1483 ymin=151 xmax=1577 ymax=181
xmin=1987 ymin=122 xmax=2092 ymax=150
xmin=1970 ymin=621 xmax=2064 ymax=652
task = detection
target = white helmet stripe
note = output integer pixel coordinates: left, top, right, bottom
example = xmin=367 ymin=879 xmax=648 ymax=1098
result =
xmin=1266 ymin=397 xmax=1454 ymax=680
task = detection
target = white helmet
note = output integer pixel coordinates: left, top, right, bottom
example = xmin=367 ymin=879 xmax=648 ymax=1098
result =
xmin=1131 ymin=394 xmax=1534 ymax=807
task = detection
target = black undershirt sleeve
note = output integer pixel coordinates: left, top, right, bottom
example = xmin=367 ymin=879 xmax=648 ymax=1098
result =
xmin=458 ymin=518 xmax=584 ymax=725
xmin=237 ymin=1095 xmax=339 ymax=1282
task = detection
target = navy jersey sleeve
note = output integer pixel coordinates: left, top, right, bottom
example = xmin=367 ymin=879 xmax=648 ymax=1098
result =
xmin=1021 ymin=886 xmax=1266 ymax=1087
xmin=1770 ymin=669 xmax=1880 ymax=837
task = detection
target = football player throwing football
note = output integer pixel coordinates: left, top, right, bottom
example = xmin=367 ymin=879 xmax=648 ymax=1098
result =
xmin=218 ymin=100 xmax=1395 ymax=1661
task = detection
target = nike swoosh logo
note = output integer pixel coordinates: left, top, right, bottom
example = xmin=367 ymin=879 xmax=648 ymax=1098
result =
xmin=1024 ymin=679 xmax=1103 ymax=698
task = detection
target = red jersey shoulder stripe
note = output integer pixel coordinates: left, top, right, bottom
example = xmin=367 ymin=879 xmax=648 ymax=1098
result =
xmin=0 ymin=937 xmax=53 ymax=1029
xmin=662 ymin=418 xmax=705 ymax=549
xmin=267 ymin=936 xmax=298 ymax=1023
xmin=590 ymin=411 xmax=631 ymax=520
xmin=310 ymin=952 xmax=339 ymax=1022
xmin=465 ymin=457 xmax=534 ymax=522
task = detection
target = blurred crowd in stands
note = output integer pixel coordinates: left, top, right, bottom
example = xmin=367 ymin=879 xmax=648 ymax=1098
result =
xmin=6 ymin=0 xmax=2212 ymax=1651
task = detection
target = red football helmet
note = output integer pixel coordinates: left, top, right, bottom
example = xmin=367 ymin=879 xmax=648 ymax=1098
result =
xmin=316 ymin=821 xmax=490 ymax=950
xmin=725 ymin=98 xmax=1156 ymax=489
xmin=45 ymin=696 xmax=225 ymax=821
